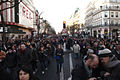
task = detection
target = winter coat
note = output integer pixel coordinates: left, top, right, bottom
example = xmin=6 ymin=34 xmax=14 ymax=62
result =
xmin=106 ymin=55 xmax=120 ymax=80
xmin=38 ymin=51 xmax=47 ymax=62
xmin=112 ymin=49 xmax=120 ymax=60
xmin=55 ymin=48 xmax=64 ymax=63
xmin=73 ymin=44 xmax=80 ymax=53
xmin=31 ymin=48 xmax=38 ymax=62
xmin=0 ymin=59 xmax=12 ymax=80
xmin=17 ymin=48 xmax=33 ymax=68
xmin=5 ymin=52 xmax=17 ymax=68
xmin=71 ymin=61 xmax=89 ymax=80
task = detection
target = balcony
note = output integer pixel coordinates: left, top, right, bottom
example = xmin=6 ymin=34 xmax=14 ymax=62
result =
xmin=93 ymin=6 xmax=120 ymax=16
xmin=91 ymin=24 xmax=120 ymax=28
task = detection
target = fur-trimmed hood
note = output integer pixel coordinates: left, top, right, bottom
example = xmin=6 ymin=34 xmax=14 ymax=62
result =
xmin=106 ymin=55 xmax=120 ymax=69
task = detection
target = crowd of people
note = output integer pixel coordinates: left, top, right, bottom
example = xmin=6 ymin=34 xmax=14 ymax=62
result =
xmin=0 ymin=35 xmax=120 ymax=80
xmin=0 ymin=35 xmax=65 ymax=80
xmin=71 ymin=37 xmax=120 ymax=80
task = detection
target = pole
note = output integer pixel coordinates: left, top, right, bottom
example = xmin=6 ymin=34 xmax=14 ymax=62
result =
xmin=37 ymin=12 xmax=43 ymax=36
xmin=109 ymin=6 xmax=111 ymax=39
xmin=37 ymin=19 xmax=40 ymax=36
xmin=0 ymin=11 xmax=6 ymax=46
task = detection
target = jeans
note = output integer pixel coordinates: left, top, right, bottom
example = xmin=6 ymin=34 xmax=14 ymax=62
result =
xmin=56 ymin=63 xmax=62 ymax=73
xmin=74 ymin=53 xmax=78 ymax=59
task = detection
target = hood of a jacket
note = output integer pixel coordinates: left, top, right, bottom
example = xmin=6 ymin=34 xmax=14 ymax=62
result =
xmin=106 ymin=55 xmax=120 ymax=69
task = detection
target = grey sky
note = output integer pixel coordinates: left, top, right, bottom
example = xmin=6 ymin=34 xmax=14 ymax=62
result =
xmin=34 ymin=0 xmax=92 ymax=33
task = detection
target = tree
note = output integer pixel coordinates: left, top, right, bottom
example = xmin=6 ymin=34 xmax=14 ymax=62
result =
xmin=0 ymin=0 xmax=22 ymax=46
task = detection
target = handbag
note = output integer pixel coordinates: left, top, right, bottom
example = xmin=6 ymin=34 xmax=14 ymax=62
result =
xmin=55 ymin=56 xmax=60 ymax=60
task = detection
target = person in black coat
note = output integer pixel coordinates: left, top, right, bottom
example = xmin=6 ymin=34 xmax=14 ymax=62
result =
xmin=38 ymin=46 xmax=47 ymax=74
xmin=0 ymin=49 xmax=12 ymax=80
xmin=30 ymin=44 xmax=38 ymax=73
xmin=71 ymin=54 xmax=99 ymax=80
xmin=55 ymin=44 xmax=64 ymax=73
xmin=5 ymin=46 xmax=17 ymax=80
xmin=112 ymin=45 xmax=120 ymax=60
xmin=17 ymin=43 xmax=33 ymax=69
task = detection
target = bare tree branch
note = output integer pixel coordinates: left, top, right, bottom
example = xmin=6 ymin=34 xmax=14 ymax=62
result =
xmin=0 ymin=1 xmax=21 ymax=12
xmin=0 ymin=0 xmax=14 ymax=5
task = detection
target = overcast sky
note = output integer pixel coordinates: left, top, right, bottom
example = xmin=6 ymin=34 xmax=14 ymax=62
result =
xmin=33 ymin=0 xmax=92 ymax=33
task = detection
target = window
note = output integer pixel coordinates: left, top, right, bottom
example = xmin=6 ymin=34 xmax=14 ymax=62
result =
xmin=111 ymin=12 xmax=114 ymax=17
xmin=104 ymin=19 xmax=108 ymax=26
xmin=115 ymin=22 xmax=118 ymax=26
xmin=111 ymin=20 xmax=114 ymax=25
xmin=105 ymin=22 xmax=107 ymax=26
xmin=116 ymin=12 xmax=118 ymax=17
xmin=105 ymin=12 xmax=108 ymax=17
xmin=117 ymin=0 xmax=120 ymax=2
xmin=110 ymin=0 xmax=117 ymax=2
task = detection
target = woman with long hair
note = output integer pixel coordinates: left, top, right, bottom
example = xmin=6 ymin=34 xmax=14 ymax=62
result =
xmin=55 ymin=44 xmax=64 ymax=73
xmin=18 ymin=66 xmax=40 ymax=80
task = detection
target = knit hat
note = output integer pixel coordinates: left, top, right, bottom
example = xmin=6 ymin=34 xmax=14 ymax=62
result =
xmin=7 ymin=46 xmax=12 ymax=50
xmin=87 ymin=49 xmax=94 ymax=54
xmin=98 ymin=48 xmax=112 ymax=57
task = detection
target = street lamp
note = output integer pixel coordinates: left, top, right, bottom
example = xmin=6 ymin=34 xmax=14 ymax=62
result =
xmin=37 ymin=12 xmax=43 ymax=36
xmin=109 ymin=6 xmax=111 ymax=39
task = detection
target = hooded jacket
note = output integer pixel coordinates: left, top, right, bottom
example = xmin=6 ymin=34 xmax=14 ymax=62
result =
xmin=106 ymin=55 xmax=120 ymax=80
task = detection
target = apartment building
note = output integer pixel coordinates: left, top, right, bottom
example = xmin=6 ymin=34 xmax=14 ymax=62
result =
xmin=85 ymin=0 xmax=120 ymax=39
xmin=0 ymin=0 xmax=38 ymax=39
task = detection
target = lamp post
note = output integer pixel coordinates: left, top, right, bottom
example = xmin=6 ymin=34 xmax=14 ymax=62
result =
xmin=109 ymin=6 xmax=111 ymax=39
xmin=37 ymin=12 xmax=43 ymax=36
xmin=0 ymin=11 xmax=6 ymax=46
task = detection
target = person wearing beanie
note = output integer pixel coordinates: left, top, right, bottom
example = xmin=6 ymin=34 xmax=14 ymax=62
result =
xmin=7 ymin=46 xmax=12 ymax=52
xmin=84 ymin=49 xmax=94 ymax=60
xmin=98 ymin=48 xmax=120 ymax=80
xmin=87 ymin=49 xmax=94 ymax=54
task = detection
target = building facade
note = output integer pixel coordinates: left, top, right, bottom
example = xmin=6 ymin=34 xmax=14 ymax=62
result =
xmin=0 ymin=0 xmax=38 ymax=39
xmin=85 ymin=0 xmax=120 ymax=39
xmin=67 ymin=8 xmax=83 ymax=35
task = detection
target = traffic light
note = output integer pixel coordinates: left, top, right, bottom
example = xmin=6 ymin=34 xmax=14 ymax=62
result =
xmin=63 ymin=21 xmax=66 ymax=28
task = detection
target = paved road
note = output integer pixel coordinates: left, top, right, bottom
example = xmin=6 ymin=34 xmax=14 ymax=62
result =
xmin=35 ymin=50 xmax=81 ymax=80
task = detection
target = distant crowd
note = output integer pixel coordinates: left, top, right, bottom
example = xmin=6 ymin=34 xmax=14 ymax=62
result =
xmin=0 ymin=35 xmax=120 ymax=80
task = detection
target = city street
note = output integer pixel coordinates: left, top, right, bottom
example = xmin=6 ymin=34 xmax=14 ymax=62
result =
xmin=35 ymin=50 xmax=81 ymax=80
xmin=1 ymin=0 xmax=120 ymax=80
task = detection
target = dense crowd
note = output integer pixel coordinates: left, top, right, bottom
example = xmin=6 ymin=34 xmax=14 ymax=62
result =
xmin=0 ymin=35 xmax=120 ymax=80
